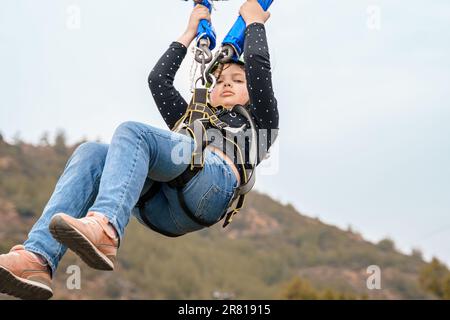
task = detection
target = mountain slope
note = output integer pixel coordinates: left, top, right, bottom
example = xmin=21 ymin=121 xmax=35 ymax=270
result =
xmin=0 ymin=137 xmax=442 ymax=299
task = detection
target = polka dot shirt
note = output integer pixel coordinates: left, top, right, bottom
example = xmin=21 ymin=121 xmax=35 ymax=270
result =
xmin=148 ymin=22 xmax=279 ymax=174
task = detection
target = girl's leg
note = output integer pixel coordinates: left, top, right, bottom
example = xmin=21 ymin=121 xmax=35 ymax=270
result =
xmin=23 ymin=142 xmax=109 ymax=274
xmin=88 ymin=121 xmax=196 ymax=241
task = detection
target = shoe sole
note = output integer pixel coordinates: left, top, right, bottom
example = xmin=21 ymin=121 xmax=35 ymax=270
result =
xmin=49 ymin=214 xmax=114 ymax=271
xmin=0 ymin=266 xmax=53 ymax=300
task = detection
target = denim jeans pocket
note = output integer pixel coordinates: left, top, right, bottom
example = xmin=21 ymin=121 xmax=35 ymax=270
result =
xmin=195 ymin=184 xmax=234 ymax=225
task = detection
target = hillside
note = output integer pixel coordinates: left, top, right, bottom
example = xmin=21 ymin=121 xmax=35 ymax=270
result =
xmin=0 ymin=134 xmax=447 ymax=299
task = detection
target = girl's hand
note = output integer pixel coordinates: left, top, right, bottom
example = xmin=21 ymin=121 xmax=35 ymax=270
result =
xmin=177 ymin=4 xmax=211 ymax=48
xmin=184 ymin=4 xmax=211 ymax=38
xmin=239 ymin=0 xmax=271 ymax=27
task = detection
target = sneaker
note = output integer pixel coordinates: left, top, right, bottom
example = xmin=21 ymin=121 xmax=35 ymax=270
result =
xmin=0 ymin=245 xmax=53 ymax=300
xmin=49 ymin=212 xmax=119 ymax=271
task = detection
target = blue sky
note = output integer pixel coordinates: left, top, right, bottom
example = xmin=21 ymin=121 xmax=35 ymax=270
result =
xmin=1 ymin=0 xmax=449 ymax=265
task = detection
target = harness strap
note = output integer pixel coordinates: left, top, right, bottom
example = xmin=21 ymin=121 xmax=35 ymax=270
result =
xmin=167 ymin=165 xmax=202 ymax=189
xmin=184 ymin=88 xmax=211 ymax=169
xmin=219 ymin=104 xmax=258 ymax=227
xmin=175 ymin=187 xmax=216 ymax=227
xmin=135 ymin=182 xmax=184 ymax=237
xmin=136 ymin=182 xmax=162 ymax=208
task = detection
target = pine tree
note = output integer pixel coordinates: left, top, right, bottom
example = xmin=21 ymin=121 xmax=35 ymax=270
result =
xmin=54 ymin=129 xmax=68 ymax=155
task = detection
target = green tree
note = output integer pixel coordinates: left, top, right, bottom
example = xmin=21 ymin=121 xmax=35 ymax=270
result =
xmin=280 ymin=276 xmax=363 ymax=300
xmin=281 ymin=277 xmax=319 ymax=300
xmin=419 ymin=257 xmax=450 ymax=299
xmin=444 ymin=275 xmax=450 ymax=300
xmin=39 ymin=131 xmax=51 ymax=147
xmin=54 ymin=129 xmax=67 ymax=155
xmin=411 ymin=248 xmax=423 ymax=260
xmin=12 ymin=131 xmax=23 ymax=146
xmin=377 ymin=237 xmax=396 ymax=251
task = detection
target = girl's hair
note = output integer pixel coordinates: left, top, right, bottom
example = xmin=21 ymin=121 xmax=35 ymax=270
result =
xmin=212 ymin=60 xmax=245 ymax=80
xmin=224 ymin=61 xmax=245 ymax=71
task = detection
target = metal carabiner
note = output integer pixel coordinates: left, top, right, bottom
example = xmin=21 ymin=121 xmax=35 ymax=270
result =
xmin=218 ymin=44 xmax=235 ymax=64
xmin=194 ymin=38 xmax=213 ymax=65
xmin=203 ymin=44 xmax=234 ymax=86
xmin=194 ymin=72 xmax=216 ymax=92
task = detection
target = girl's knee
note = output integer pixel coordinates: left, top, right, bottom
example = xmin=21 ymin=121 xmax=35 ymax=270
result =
xmin=115 ymin=121 xmax=148 ymax=135
xmin=74 ymin=142 xmax=108 ymax=161
xmin=115 ymin=121 xmax=169 ymax=140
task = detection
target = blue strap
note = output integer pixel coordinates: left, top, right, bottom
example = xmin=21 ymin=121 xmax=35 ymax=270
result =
xmin=194 ymin=0 xmax=217 ymax=50
xmin=222 ymin=0 xmax=274 ymax=61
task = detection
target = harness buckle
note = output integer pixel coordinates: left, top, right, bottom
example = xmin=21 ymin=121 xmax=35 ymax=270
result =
xmin=222 ymin=209 xmax=239 ymax=228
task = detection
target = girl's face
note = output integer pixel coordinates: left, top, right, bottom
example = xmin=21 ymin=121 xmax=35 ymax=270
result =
xmin=209 ymin=63 xmax=249 ymax=109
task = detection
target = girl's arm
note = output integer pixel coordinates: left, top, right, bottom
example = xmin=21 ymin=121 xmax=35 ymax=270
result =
xmin=239 ymin=1 xmax=279 ymax=161
xmin=148 ymin=40 xmax=190 ymax=130
xmin=242 ymin=22 xmax=279 ymax=164
xmin=148 ymin=5 xmax=210 ymax=130
xmin=243 ymin=22 xmax=279 ymax=132
xmin=240 ymin=0 xmax=279 ymax=135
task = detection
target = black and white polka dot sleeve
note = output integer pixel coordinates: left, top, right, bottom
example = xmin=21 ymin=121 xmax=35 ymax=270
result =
xmin=244 ymin=22 xmax=279 ymax=134
xmin=148 ymin=41 xmax=189 ymax=130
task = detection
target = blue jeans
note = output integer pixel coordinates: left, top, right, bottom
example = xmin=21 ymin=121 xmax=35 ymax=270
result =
xmin=23 ymin=121 xmax=239 ymax=274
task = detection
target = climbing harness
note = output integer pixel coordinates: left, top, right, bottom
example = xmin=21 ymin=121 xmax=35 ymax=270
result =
xmin=137 ymin=0 xmax=273 ymax=235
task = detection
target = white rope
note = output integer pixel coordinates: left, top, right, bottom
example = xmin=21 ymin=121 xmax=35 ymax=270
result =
xmin=189 ymin=46 xmax=200 ymax=92
xmin=189 ymin=38 xmax=209 ymax=92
